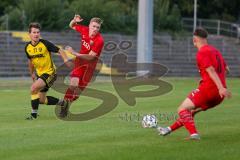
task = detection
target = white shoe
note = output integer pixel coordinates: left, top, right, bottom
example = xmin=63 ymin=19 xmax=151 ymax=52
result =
xmin=185 ymin=134 xmax=201 ymax=140
xmin=157 ymin=126 xmax=171 ymax=136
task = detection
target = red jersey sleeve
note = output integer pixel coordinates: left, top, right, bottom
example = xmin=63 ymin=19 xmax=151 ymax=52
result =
xmin=197 ymin=50 xmax=212 ymax=69
xmin=91 ymin=38 xmax=104 ymax=57
xmin=73 ymin=24 xmax=86 ymax=34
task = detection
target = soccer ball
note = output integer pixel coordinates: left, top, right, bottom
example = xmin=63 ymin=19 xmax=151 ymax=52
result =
xmin=141 ymin=114 xmax=158 ymax=128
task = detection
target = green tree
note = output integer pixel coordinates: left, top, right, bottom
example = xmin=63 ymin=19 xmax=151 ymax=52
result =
xmin=154 ymin=0 xmax=182 ymax=32
xmin=198 ymin=0 xmax=240 ymax=22
xmin=174 ymin=0 xmax=193 ymax=16
xmin=69 ymin=0 xmax=137 ymax=33
xmin=3 ymin=0 xmax=71 ymax=31
xmin=174 ymin=0 xmax=240 ymax=22
xmin=0 ymin=0 xmax=18 ymax=16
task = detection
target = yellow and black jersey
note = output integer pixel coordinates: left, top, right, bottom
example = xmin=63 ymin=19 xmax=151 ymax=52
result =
xmin=25 ymin=39 xmax=59 ymax=76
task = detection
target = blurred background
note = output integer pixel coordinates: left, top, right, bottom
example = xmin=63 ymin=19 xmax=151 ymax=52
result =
xmin=0 ymin=2 xmax=240 ymax=159
xmin=0 ymin=0 xmax=240 ymax=77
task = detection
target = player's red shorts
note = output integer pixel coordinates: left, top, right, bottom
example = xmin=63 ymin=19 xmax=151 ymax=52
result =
xmin=187 ymin=85 xmax=224 ymax=111
xmin=70 ymin=65 xmax=95 ymax=90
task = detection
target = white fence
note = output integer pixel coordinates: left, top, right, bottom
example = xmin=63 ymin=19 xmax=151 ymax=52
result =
xmin=182 ymin=17 xmax=240 ymax=41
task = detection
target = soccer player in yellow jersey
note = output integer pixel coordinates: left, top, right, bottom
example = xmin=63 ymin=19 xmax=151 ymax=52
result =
xmin=25 ymin=22 xmax=69 ymax=119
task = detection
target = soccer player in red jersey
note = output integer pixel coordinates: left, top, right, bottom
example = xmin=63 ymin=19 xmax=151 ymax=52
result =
xmin=58 ymin=15 xmax=104 ymax=117
xmin=158 ymin=27 xmax=231 ymax=140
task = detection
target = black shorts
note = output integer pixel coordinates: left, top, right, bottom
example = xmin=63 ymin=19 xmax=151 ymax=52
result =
xmin=38 ymin=73 xmax=57 ymax=92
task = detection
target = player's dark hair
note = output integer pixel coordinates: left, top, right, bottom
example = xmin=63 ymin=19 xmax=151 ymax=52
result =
xmin=28 ymin=22 xmax=41 ymax=33
xmin=193 ymin=27 xmax=208 ymax=38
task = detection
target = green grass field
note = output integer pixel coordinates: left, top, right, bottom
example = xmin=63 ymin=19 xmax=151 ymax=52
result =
xmin=0 ymin=78 xmax=240 ymax=160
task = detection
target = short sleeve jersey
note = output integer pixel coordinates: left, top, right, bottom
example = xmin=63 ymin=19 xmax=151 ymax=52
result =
xmin=74 ymin=24 xmax=104 ymax=57
xmin=25 ymin=39 xmax=59 ymax=76
xmin=196 ymin=45 xmax=227 ymax=88
xmin=70 ymin=24 xmax=104 ymax=82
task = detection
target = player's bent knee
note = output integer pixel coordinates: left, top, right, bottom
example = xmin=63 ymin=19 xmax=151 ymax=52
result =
xmin=30 ymin=85 xmax=38 ymax=94
xmin=31 ymin=84 xmax=43 ymax=94
xmin=177 ymin=98 xmax=195 ymax=113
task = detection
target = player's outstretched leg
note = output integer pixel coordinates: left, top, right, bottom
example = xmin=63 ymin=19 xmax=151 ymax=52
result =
xmin=158 ymin=98 xmax=201 ymax=140
xmin=158 ymin=108 xmax=201 ymax=137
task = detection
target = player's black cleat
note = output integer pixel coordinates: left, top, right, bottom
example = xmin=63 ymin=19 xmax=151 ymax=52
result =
xmin=57 ymin=99 xmax=70 ymax=118
xmin=25 ymin=113 xmax=39 ymax=120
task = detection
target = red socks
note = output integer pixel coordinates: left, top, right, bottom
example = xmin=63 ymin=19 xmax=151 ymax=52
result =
xmin=170 ymin=110 xmax=198 ymax=132
xmin=64 ymin=88 xmax=79 ymax=102
xmin=170 ymin=110 xmax=197 ymax=134
xmin=170 ymin=119 xmax=183 ymax=131
xmin=178 ymin=109 xmax=198 ymax=135
xmin=64 ymin=88 xmax=74 ymax=101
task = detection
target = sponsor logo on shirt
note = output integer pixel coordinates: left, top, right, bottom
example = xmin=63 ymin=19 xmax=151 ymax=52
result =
xmin=29 ymin=54 xmax=44 ymax=58
xmin=82 ymin=39 xmax=90 ymax=50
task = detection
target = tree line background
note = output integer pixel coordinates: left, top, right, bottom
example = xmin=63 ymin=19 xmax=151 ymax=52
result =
xmin=0 ymin=0 xmax=239 ymax=34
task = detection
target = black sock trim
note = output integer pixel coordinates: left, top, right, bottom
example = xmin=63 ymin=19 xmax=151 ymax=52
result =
xmin=31 ymin=98 xmax=39 ymax=110
xmin=46 ymin=96 xmax=59 ymax=105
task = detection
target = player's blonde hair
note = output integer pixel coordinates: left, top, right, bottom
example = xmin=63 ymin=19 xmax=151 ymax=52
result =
xmin=90 ymin=17 xmax=103 ymax=25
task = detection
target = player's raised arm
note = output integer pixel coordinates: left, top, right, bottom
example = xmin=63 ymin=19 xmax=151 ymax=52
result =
xmin=69 ymin=14 xmax=83 ymax=30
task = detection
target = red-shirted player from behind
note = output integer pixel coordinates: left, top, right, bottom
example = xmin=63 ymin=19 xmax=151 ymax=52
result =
xmin=58 ymin=15 xmax=104 ymax=117
xmin=157 ymin=27 xmax=231 ymax=140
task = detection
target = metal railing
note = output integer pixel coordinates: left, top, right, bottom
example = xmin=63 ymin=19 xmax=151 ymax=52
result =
xmin=182 ymin=17 xmax=240 ymax=41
